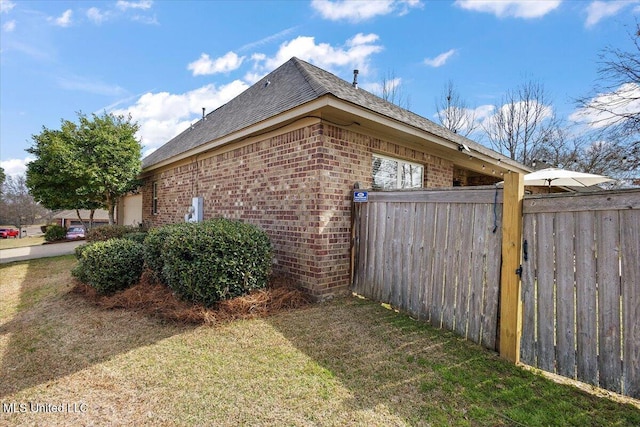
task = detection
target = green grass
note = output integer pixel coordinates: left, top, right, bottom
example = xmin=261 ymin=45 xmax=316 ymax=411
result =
xmin=0 ymin=236 xmax=45 ymax=250
xmin=1 ymin=256 xmax=639 ymax=426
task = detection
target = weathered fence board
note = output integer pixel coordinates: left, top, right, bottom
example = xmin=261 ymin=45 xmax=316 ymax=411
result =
xmin=352 ymin=187 xmax=503 ymax=350
xmin=352 ymin=186 xmax=639 ymax=399
xmin=536 ymin=213 xmax=556 ymax=373
xmin=555 ymin=212 xmax=576 ymax=379
xmin=621 ymin=209 xmax=640 ymax=398
xmin=575 ymin=211 xmax=598 ymax=386
xmin=468 ymin=204 xmax=488 ymax=344
xmin=482 ymin=202 xmax=502 ymax=351
xmin=521 ymin=189 xmax=640 ymax=399
xmin=597 ymin=211 xmax=622 ymax=394
xmin=520 ymin=213 xmax=537 ymax=366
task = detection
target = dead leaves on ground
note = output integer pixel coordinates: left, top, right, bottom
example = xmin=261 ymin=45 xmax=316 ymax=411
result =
xmin=71 ymin=272 xmax=311 ymax=326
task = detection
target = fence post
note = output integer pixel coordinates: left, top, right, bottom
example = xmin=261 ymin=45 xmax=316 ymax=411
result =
xmin=350 ymin=182 xmax=360 ymax=289
xmin=499 ymin=172 xmax=524 ymax=363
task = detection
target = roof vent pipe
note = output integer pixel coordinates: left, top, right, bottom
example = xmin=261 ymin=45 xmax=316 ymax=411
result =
xmin=202 ymin=107 xmax=206 ymax=120
xmin=352 ymin=69 xmax=359 ymax=89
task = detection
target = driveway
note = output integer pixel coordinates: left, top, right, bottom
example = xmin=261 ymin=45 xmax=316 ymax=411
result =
xmin=0 ymin=240 xmax=85 ymax=264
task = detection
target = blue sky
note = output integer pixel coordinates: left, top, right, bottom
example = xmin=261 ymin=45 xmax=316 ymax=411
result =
xmin=1 ymin=0 xmax=638 ymax=176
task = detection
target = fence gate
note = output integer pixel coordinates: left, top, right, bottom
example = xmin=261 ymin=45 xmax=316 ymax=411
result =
xmin=520 ymin=190 xmax=640 ymax=399
xmin=352 ymin=187 xmax=503 ymax=350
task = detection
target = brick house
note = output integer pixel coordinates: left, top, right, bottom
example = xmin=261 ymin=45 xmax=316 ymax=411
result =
xmin=138 ymin=57 xmax=529 ymax=299
xmin=54 ymin=209 xmax=110 ymax=228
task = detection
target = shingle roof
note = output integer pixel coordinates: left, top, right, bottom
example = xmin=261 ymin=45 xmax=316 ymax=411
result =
xmin=142 ymin=57 xmax=510 ymax=169
xmin=53 ymin=209 xmax=110 ymax=220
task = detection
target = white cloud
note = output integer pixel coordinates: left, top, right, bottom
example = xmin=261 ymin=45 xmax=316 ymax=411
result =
xmin=57 ymin=75 xmax=126 ymax=96
xmin=569 ymin=82 xmax=640 ymax=129
xmin=187 ymin=51 xmax=245 ymax=76
xmin=243 ymin=71 xmax=267 ymax=85
xmin=131 ymin=14 xmax=158 ymax=25
xmin=479 ymin=101 xmax=554 ymax=133
xmin=50 ymin=9 xmax=73 ymax=27
xmin=423 ymin=49 xmax=457 ymax=67
xmin=311 ymin=0 xmax=422 ymax=22
xmin=1 ymin=157 xmax=33 ymax=177
xmin=361 ymin=77 xmax=402 ymax=95
xmin=0 ymin=0 xmax=15 ymax=14
xmin=116 ymin=0 xmax=153 ymax=11
xmin=2 ymin=19 xmax=15 ymax=32
xmin=473 ymin=104 xmax=496 ymax=122
xmin=87 ymin=2 xmax=155 ymax=25
xmin=433 ymin=104 xmax=494 ymax=137
xmin=254 ymin=33 xmax=383 ymax=76
xmin=585 ymin=1 xmax=637 ymax=28
xmin=454 ymin=0 xmax=561 ymax=18
xmin=239 ymin=27 xmax=298 ymax=52
xmin=111 ymin=81 xmax=249 ymax=154
xmin=87 ymin=7 xmax=108 ymax=24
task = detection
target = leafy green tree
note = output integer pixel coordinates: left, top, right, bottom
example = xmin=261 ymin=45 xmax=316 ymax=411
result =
xmin=26 ymin=112 xmax=142 ymax=226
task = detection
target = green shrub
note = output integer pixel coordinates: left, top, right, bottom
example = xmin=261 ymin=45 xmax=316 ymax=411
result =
xmin=74 ymin=242 xmax=93 ymax=260
xmin=44 ymin=224 xmax=66 ymax=242
xmin=142 ymin=225 xmax=177 ymax=284
xmin=122 ymin=232 xmax=148 ymax=244
xmin=86 ymin=224 xmax=143 ymax=243
xmin=161 ymin=218 xmax=272 ymax=306
xmin=72 ymin=239 xmax=144 ymax=294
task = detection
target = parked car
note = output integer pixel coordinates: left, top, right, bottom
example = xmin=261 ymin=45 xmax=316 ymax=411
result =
xmin=0 ymin=228 xmax=19 ymax=239
xmin=65 ymin=226 xmax=86 ymax=240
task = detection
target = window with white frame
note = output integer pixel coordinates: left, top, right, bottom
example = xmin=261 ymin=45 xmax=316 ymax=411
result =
xmin=372 ymin=154 xmax=424 ymax=190
xmin=152 ymin=181 xmax=158 ymax=214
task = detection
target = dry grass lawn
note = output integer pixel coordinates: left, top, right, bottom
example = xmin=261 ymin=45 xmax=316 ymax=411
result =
xmin=1 ymin=255 xmax=639 ymax=426
xmin=0 ymin=236 xmax=45 ymax=250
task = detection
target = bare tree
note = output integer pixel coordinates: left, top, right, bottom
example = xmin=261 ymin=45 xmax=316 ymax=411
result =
xmin=435 ymin=80 xmax=477 ymax=137
xmin=529 ymin=129 xmax=638 ymax=183
xmin=575 ymin=23 xmax=640 ymax=140
xmin=0 ymin=175 xmax=49 ymax=229
xmin=482 ymin=80 xmax=559 ymax=166
xmin=528 ymin=127 xmax=579 ymax=170
xmin=379 ymin=70 xmax=411 ymax=110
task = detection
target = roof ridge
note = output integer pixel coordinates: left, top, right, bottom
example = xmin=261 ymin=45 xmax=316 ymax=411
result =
xmin=289 ymin=57 xmax=332 ymax=97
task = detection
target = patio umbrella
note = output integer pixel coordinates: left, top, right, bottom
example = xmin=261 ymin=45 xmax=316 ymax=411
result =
xmin=522 ymin=167 xmax=614 ymax=187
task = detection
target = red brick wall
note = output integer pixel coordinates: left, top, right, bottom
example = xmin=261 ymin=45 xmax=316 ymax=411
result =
xmin=142 ymin=122 xmax=454 ymax=299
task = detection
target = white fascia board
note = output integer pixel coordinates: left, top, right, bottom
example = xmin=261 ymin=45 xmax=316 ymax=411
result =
xmin=324 ymin=97 xmax=530 ymax=175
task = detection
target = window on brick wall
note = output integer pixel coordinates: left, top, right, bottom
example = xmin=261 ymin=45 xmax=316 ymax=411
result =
xmin=152 ymin=181 xmax=158 ymax=214
xmin=372 ymin=154 xmax=424 ymax=190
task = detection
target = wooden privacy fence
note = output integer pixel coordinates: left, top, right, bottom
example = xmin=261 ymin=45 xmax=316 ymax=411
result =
xmin=520 ymin=190 xmax=640 ymax=399
xmin=351 ymin=185 xmax=639 ymax=400
xmin=351 ymin=187 xmax=504 ymax=350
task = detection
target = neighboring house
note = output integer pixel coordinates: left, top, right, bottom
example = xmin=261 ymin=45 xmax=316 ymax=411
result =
xmin=53 ymin=209 xmax=111 ymax=228
xmin=138 ymin=57 xmax=529 ymax=299
xmin=117 ymin=192 xmax=143 ymax=227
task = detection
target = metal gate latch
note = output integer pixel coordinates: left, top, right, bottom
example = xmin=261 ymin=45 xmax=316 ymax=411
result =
xmin=515 ymin=265 xmax=523 ymax=278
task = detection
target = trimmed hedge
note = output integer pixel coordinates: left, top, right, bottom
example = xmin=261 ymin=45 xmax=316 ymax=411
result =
xmin=122 ymin=232 xmax=148 ymax=244
xmin=160 ymin=218 xmax=272 ymax=306
xmin=74 ymin=242 xmax=92 ymax=260
xmin=44 ymin=224 xmax=66 ymax=242
xmin=86 ymin=224 xmax=145 ymax=243
xmin=142 ymin=225 xmax=177 ymax=284
xmin=72 ymin=239 xmax=145 ymax=294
